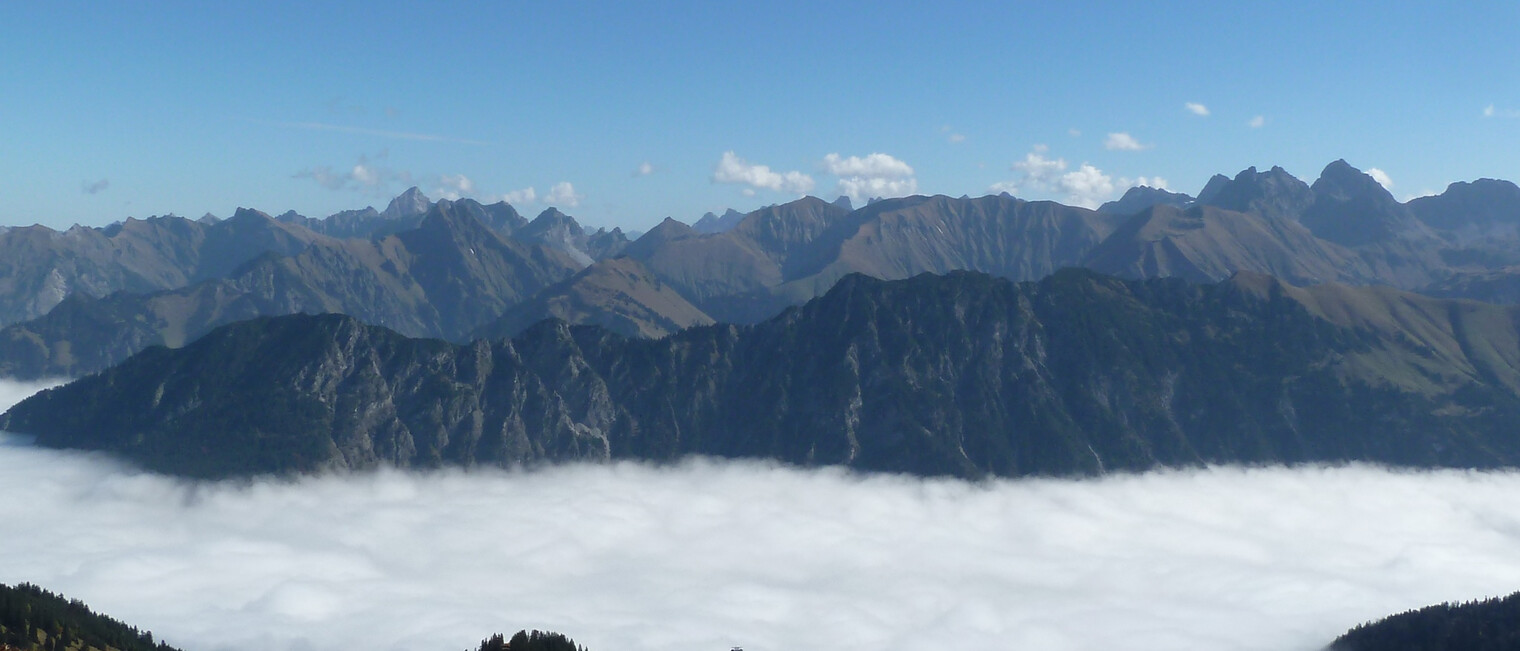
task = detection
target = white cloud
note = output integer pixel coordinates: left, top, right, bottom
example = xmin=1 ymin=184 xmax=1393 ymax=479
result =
xmin=542 ymin=181 xmax=582 ymax=208
xmin=995 ymin=148 xmax=1132 ymax=208
xmin=947 ymin=133 xmax=965 ymax=144
xmin=1059 ymin=164 xmax=1117 ymax=207
xmin=836 ymin=177 xmax=919 ymax=203
xmin=822 ymin=153 xmax=918 ymax=203
xmin=500 ymin=187 xmax=537 ymax=206
xmin=633 ymin=162 xmax=655 ymax=177
xmin=712 ymin=151 xmax=815 ymax=195
xmin=1121 ymin=176 xmax=1170 ymax=190
xmin=1068 ymin=128 xmax=1082 ymax=137
xmin=822 ymin=153 xmax=914 ymax=179
xmin=1105 ymin=132 xmax=1150 ymax=151
xmin=3 ymin=374 xmax=1520 ymax=651
xmin=1185 ymin=102 xmax=1210 ymax=117
xmin=1366 ymin=168 xmax=1394 ymax=191
xmin=1248 ymin=115 xmax=1266 ymax=129
xmin=434 ymin=173 xmax=474 ymax=201
xmin=81 ymin=179 xmax=110 ymax=195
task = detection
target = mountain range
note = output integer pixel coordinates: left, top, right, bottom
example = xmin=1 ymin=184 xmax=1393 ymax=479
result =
xmin=6 ymin=160 xmax=1520 ymax=380
xmin=8 ymin=268 xmax=1520 ymax=480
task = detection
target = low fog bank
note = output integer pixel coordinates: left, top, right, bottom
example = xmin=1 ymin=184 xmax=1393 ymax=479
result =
xmin=2 ymin=381 xmax=1519 ymax=651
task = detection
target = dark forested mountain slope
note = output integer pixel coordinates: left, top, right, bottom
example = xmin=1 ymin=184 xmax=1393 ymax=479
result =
xmin=1331 ymin=591 xmax=1520 ymax=651
xmin=8 ymin=269 xmax=1520 ymax=479
xmin=0 ymin=583 xmax=181 ymax=651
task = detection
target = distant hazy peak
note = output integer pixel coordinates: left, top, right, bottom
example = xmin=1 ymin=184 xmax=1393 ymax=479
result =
xmin=692 ymin=208 xmax=746 ymax=234
xmin=381 ymin=186 xmax=431 ymax=221
xmin=1097 ymin=185 xmax=1194 ymax=216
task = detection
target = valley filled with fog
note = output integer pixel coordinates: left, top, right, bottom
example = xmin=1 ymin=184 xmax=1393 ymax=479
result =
xmin=2 ymin=379 xmax=1517 ymax=651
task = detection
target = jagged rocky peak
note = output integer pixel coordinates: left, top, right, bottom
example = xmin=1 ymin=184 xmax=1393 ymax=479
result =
xmin=832 ymin=195 xmax=854 ymax=211
xmin=1311 ymin=159 xmax=1392 ymax=201
xmin=1098 ymin=185 xmax=1194 ymax=216
xmin=1194 ymin=174 xmax=1232 ymax=205
xmin=692 ymin=208 xmax=747 ymax=234
xmin=1301 ymin=160 xmax=1428 ymax=247
xmin=1198 ymin=165 xmax=1313 ymax=222
xmin=228 ymin=206 xmax=276 ymax=223
xmin=381 ymin=186 xmax=431 ymax=220
xmin=528 ymin=207 xmax=584 ymax=235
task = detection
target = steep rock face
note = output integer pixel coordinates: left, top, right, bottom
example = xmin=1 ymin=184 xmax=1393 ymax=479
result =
xmin=513 ymin=208 xmax=629 ymax=266
xmin=1301 ymin=160 xmax=1433 ymax=247
xmin=1198 ymin=165 xmax=1314 ymax=222
xmin=0 ymin=203 xmax=581 ymax=379
xmin=9 ymin=270 xmax=1520 ymax=479
xmin=472 ymin=257 xmax=714 ymax=340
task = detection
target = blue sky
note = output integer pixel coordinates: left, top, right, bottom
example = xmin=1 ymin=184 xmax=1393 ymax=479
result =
xmin=4 ymin=1 xmax=1519 ymax=231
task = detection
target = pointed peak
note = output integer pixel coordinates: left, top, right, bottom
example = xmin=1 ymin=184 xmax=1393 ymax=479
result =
xmin=532 ymin=207 xmax=573 ymax=223
xmin=229 ymin=207 xmax=274 ymax=222
xmin=382 ymin=187 xmax=432 ymax=220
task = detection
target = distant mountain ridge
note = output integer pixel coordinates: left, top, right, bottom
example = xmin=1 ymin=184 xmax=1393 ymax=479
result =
xmin=10 ymin=159 xmax=1520 ymax=380
xmin=0 ymin=201 xmax=583 ymax=378
xmin=8 ymin=269 xmax=1520 ymax=479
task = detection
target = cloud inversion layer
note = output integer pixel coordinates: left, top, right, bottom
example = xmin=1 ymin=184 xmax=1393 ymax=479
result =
xmin=1 ymin=381 xmax=1518 ymax=651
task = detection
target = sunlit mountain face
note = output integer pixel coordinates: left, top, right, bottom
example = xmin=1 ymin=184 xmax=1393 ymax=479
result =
xmin=3 ymin=380 xmax=1519 ymax=651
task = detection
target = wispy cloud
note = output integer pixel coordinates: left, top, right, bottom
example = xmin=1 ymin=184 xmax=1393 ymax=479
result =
xmin=1248 ymin=115 xmax=1267 ymax=129
xmin=274 ymin=121 xmax=491 ymax=146
xmin=1104 ymin=132 xmax=1150 ymax=151
xmin=1185 ymin=102 xmax=1210 ymax=117
xmin=81 ymin=179 xmax=110 ymax=195
xmin=293 ymin=152 xmax=413 ymax=195
xmin=1484 ymin=104 xmax=1520 ymax=119
xmin=633 ymin=161 xmax=655 ymax=177
xmin=1366 ymin=168 xmax=1394 ymax=191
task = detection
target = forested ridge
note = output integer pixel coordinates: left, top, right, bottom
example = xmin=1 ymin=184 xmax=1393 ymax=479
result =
xmin=0 ymin=583 xmax=177 ymax=651
xmin=1331 ymin=591 xmax=1520 ymax=651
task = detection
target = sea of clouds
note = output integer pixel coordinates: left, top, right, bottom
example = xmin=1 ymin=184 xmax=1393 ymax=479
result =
xmin=2 ymin=379 xmax=1519 ymax=651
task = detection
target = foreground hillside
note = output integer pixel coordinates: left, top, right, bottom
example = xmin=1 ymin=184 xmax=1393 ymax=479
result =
xmin=6 ymin=269 xmax=1520 ymax=479
xmin=1332 ymin=591 xmax=1520 ymax=651
xmin=0 ymin=583 xmax=180 ymax=651
xmin=0 ymin=581 xmax=584 ymax=651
